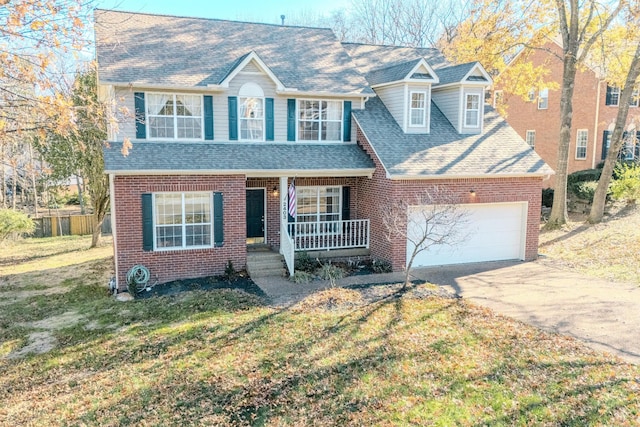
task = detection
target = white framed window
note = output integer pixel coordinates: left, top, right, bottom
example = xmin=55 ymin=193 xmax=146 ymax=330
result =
xmin=538 ymin=88 xmax=549 ymax=110
xmin=147 ymin=93 xmax=203 ymax=139
xmin=630 ymin=89 xmax=639 ymax=107
xmin=296 ymin=186 xmax=341 ymax=223
xmin=526 ymin=130 xmax=536 ymax=148
xmin=153 ymin=192 xmax=213 ymax=250
xmin=528 ymin=89 xmax=536 ymax=102
xmin=607 ymin=86 xmax=620 ymax=106
xmin=464 ymin=93 xmax=480 ymax=128
xmin=298 ymin=100 xmax=342 ymax=142
xmin=409 ymin=91 xmax=427 ymax=127
xmin=623 ymin=132 xmax=638 ymax=160
xmin=239 ymin=97 xmax=264 ymax=141
xmin=576 ymin=129 xmax=588 ymax=159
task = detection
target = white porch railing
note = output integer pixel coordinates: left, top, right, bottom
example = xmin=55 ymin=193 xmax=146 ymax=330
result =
xmin=288 ymin=219 xmax=370 ymax=251
xmin=281 ymin=226 xmax=295 ymax=276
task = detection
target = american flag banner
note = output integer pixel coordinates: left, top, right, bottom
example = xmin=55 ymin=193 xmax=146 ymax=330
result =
xmin=288 ymin=181 xmax=296 ymax=218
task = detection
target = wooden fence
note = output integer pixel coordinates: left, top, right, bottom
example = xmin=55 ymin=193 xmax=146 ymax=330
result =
xmin=32 ymin=214 xmax=112 ymax=238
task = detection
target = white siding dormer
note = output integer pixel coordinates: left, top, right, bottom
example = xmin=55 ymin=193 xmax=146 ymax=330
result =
xmin=406 ymin=85 xmax=431 ymax=134
xmin=374 ymin=83 xmax=432 ymax=134
xmin=431 ymin=86 xmax=460 ymax=131
xmin=460 ymin=86 xmax=484 ymax=135
xmin=374 ymin=84 xmax=405 ymax=130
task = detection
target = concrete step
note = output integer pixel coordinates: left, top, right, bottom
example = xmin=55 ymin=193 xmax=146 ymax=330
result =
xmin=246 ymin=250 xmax=285 ymax=278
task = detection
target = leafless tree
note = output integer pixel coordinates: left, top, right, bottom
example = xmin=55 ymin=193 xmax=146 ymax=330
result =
xmin=381 ymin=187 xmax=472 ymax=288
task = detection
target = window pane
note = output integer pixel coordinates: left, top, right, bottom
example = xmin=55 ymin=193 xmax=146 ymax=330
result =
xmin=149 ymin=117 xmax=175 ymax=138
xmin=466 ymin=95 xmax=479 ymax=110
xmin=156 ymin=225 xmax=182 ymax=248
xmin=322 ymin=121 xmax=341 ymax=141
xmin=154 ymin=192 xmax=213 ymax=250
xmin=185 ymin=193 xmax=211 ymax=224
xmin=148 ymin=94 xmax=173 ymax=116
xmin=176 ymin=95 xmax=202 ymax=116
xmin=324 ymin=101 xmax=342 ymax=121
xmin=411 ymin=110 xmax=424 ymax=126
xmin=299 ymin=101 xmax=319 ymax=120
xmin=155 ymin=194 xmax=182 ymax=225
xmin=177 ymin=117 xmax=202 ymax=139
xmin=186 ymin=224 xmax=211 ymax=246
xmin=412 ymin=93 xmax=425 ymax=108
xmin=299 ymin=121 xmax=319 ymax=141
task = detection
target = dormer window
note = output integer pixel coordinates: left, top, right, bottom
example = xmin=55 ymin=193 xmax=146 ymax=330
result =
xmin=147 ymin=93 xmax=203 ymax=139
xmin=409 ymin=91 xmax=427 ymax=127
xmin=464 ymin=93 xmax=480 ymax=128
xmin=238 ymin=83 xmax=265 ymax=141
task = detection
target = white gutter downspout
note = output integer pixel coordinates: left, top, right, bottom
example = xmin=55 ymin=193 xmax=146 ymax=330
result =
xmin=592 ymin=80 xmax=602 ymax=168
xmin=109 ymin=174 xmax=119 ymax=291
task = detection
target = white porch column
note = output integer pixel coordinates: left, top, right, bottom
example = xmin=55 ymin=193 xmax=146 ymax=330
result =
xmin=279 ymin=176 xmax=288 ymax=254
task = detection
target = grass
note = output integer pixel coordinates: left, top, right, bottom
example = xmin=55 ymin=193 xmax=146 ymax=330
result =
xmin=539 ymin=203 xmax=640 ymax=284
xmin=1 ymin=236 xmax=640 ymax=425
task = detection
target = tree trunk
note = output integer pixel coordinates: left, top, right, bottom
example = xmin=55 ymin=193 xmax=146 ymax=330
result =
xmin=11 ymin=161 xmax=17 ymax=210
xmin=547 ymin=53 xmax=577 ymax=227
xmin=589 ymin=41 xmax=640 ymax=223
xmin=0 ymin=143 xmax=5 ymax=208
xmin=91 ymin=215 xmax=104 ymax=248
xmin=28 ymin=142 xmax=38 ymax=217
xmin=76 ymin=174 xmax=85 ymax=215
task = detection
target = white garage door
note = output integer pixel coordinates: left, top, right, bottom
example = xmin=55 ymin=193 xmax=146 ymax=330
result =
xmin=408 ymin=202 xmax=527 ymax=267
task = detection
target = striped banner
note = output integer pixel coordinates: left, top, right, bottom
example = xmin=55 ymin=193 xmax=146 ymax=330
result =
xmin=288 ymin=182 xmax=296 ymax=218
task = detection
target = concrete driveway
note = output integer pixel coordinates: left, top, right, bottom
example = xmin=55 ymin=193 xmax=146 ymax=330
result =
xmin=410 ymin=260 xmax=640 ymax=364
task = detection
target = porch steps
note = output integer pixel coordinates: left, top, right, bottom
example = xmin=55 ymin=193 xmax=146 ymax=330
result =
xmin=246 ymin=250 xmax=285 ymax=278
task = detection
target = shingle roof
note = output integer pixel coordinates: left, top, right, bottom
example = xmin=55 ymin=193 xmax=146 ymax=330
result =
xmin=366 ymin=59 xmax=423 ymax=86
xmin=103 ymin=142 xmax=376 ymax=175
xmin=342 ymin=43 xmax=450 ymax=75
xmin=94 ymin=9 xmax=372 ymax=94
xmin=435 ymin=62 xmax=480 ymax=86
xmin=352 ymin=97 xmax=553 ymax=178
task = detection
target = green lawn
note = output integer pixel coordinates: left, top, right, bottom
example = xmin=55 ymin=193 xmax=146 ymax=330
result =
xmin=1 ymin=236 xmax=639 ymax=426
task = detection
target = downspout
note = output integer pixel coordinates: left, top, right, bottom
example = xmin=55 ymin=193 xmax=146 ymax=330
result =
xmin=109 ymin=173 xmax=119 ymax=292
xmin=592 ymin=80 xmax=602 ymax=168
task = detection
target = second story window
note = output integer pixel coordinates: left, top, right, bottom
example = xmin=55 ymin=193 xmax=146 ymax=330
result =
xmin=409 ymin=91 xmax=427 ymax=127
xmin=526 ymin=130 xmax=536 ymax=148
xmin=239 ymin=98 xmax=264 ymax=141
xmin=606 ymin=85 xmax=620 ymax=106
xmin=298 ymin=100 xmax=342 ymax=142
xmin=630 ymin=89 xmax=639 ymax=107
xmin=147 ymin=93 xmax=202 ymax=139
xmin=464 ymin=93 xmax=480 ymax=128
xmin=538 ymin=88 xmax=549 ymax=110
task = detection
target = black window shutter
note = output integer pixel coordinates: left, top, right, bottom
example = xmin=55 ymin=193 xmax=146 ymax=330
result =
xmin=213 ymin=192 xmax=224 ymax=247
xmin=142 ymin=193 xmax=153 ymax=251
xmin=265 ymin=98 xmax=274 ymax=141
xmin=605 ymin=86 xmax=613 ymax=106
xmin=341 ymin=186 xmax=350 ymax=220
xmin=134 ymin=92 xmax=146 ymax=139
xmin=287 ymin=99 xmax=296 ymax=141
xmin=602 ymin=130 xmax=611 ymax=160
xmin=343 ymin=101 xmax=352 ymax=142
xmin=228 ymin=97 xmax=238 ymax=141
xmin=204 ymin=95 xmax=214 ymax=140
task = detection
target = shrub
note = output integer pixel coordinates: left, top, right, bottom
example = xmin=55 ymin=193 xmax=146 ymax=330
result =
xmin=569 ymin=181 xmax=599 ymax=202
xmin=610 ymin=163 xmax=640 ymax=204
xmin=567 ymin=169 xmax=602 ymax=186
xmin=541 ymin=188 xmax=554 ymax=208
xmin=223 ymin=260 xmax=238 ymax=281
xmin=0 ymin=209 xmax=35 ymax=241
xmin=290 ymin=270 xmax=314 ymax=284
xmin=317 ymin=262 xmax=346 ymax=281
xmin=295 ymin=252 xmax=318 ymax=272
xmin=371 ymin=258 xmax=392 ymax=274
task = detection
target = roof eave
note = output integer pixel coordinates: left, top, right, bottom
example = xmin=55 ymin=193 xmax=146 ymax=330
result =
xmin=98 ymin=81 xmax=226 ymax=92
xmin=104 ymin=168 xmax=375 ymax=178
xmin=387 ymin=172 xmax=554 ymax=180
xmin=276 ymin=89 xmax=375 ymax=98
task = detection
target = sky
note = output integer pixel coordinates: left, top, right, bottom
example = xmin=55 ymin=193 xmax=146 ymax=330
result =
xmin=96 ymin=0 xmax=349 ymax=25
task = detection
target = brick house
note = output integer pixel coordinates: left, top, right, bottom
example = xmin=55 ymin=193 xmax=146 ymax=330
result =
xmin=96 ymin=10 xmax=552 ymax=290
xmin=494 ymin=40 xmax=640 ymax=188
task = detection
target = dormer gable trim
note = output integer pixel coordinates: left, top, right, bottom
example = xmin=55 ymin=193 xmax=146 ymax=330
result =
xmin=462 ymin=63 xmax=492 ymax=85
xmin=218 ymin=51 xmax=286 ymax=91
xmin=370 ymin=58 xmax=439 ymax=88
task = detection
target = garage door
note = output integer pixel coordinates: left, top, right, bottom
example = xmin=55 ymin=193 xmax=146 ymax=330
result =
xmin=408 ymin=202 xmax=527 ymax=267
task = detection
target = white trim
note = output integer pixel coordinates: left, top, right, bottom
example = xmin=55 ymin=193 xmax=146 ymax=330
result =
xmin=408 ymin=90 xmax=428 ymax=127
xmin=525 ymin=130 xmax=536 ymax=148
xmin=575 ymin=129 xmax=588 ymax=160
xmin=102 ymin=82 xmax=225 ymax=92
xmin=294 ymin=185 xmax=342 ymax=224
xmin=246 ymin=187 xmax=267 ymax=243
xmin=105 ymin=168 xmax=375 ymax=178
xmin=220 ymin=51 xmax=286 ymax=91
xmin=463 ymin=92 xmax=481 ymax=129
xmin=371 ymin=58 xmax=440 ymax=88
xmin=432 ymin=81 xmax=490 ymax=90
xmin=151 ymin=191 xmax=214 ymax=251
xmin=388 ymin=172 xmax=552 ymax=180
xmin=109 ymin=174 xmax=118 ymax=288
xmin=461 ymin=62 xmax=493 ymax=85
xmin=537 ymin=88 xmax=549 ymax=110
xmin=145 ymin=92 xmax=205 ymax=141
xmin=277 ymin=90 xmax=374 ymax=99
xmin=238 ymin=95 xmax=265 ymax=142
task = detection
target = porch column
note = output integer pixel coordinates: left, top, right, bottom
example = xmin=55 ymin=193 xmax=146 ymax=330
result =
xmin=279 ymin=176 xmax=288 ymax=253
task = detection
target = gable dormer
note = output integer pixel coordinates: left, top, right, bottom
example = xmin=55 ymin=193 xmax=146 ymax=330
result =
xmin=431 ymin=62 xmax=492 ymax=135
xmin=368 ymin=58 xmax=439 ymax=134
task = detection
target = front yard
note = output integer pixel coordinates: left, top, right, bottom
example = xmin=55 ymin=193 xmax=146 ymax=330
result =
xmin=2 ymin=236 xmax=639 ymax=425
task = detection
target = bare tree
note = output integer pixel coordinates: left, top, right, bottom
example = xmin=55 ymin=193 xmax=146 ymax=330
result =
xmin=381 ymin=188 xmax=471 ymax=288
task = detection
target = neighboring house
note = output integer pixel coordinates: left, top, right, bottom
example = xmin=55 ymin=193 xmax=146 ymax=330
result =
xmin=494 ymin=40 xmax=640 ymax=188
xmin=95 ymin=10 xmax=552 ymax=291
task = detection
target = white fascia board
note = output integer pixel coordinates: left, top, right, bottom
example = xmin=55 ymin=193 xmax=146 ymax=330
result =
xmin=276 ymin=90 xmax=375 ymax=99
xmin=407 ymin=58 xmax=440 ymax=84
xmin=387 ymin=172 xmax=553 ymax=180
xmin=462 ymin=63 xmax=493 ymax=85
xmin=433 ymin=81 xmax=491 ymax=90
xmin=105 ymin=168 xmax=375 ymax=178
xmin=103 ymin=82 xmax=225 ymax=92
xmin=219 ymin=51 xmax=286 ymax=91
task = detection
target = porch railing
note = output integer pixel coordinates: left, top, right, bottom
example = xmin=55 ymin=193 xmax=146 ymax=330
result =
xmin=288 ymin=219 xmax=370 ymax=251
xmin=281 ymin=226 xmax=295 ymax=276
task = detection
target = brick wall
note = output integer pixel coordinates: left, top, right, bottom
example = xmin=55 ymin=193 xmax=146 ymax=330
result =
xmin=112 ymin=175 xmax=246 ymax=290
xmin=355 ymin=126 xmax=542 ymax=271
xmin=497 ymin=41 xmax=640 ymax=188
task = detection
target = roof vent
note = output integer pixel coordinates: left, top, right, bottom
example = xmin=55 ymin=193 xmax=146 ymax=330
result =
xmin=280 ymin=15 xmax=285 ymax=26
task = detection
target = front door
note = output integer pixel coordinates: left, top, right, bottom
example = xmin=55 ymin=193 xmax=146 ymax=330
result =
xmin=246 ymin=189 xmax=265 ymax=244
